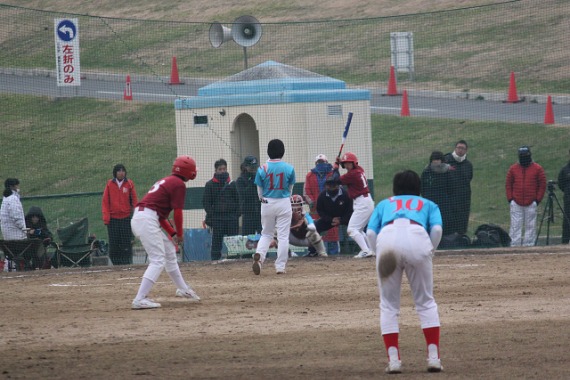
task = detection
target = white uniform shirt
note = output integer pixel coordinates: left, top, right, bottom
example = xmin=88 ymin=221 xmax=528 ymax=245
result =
xmin=0 ymin=191 xmax=27 ymax=240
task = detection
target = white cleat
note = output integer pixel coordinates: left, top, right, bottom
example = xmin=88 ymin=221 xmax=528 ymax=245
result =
xmin=176 ymin=286 xmax=201 ymax=302
xmin=353 ymin=250 xmax=375 ymax=258
xmin=385 ymin=359 xmax=402 ymax=374
xmin=132 ymin=298 xmax=161 ymax=310
xmin=427 ymin=358 xmax=443 ymax=372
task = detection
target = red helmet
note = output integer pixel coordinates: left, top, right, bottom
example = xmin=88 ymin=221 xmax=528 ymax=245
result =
xmin=172 ymin=155 xmax=197 ymax=181
xmin=341 ymin=152 xmax=358 ymax=166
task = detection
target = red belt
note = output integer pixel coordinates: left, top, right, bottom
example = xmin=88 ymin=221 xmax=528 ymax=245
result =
xmin=138 ymin=206 xmax=145 ymax=211
xmin=356 ymin=193 xmax=369 ymax=198
xmin=386 ymin=219 xmax=420 ymax=226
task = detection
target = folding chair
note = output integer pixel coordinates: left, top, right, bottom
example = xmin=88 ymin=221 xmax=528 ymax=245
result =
xmin=53 ymin=218 xmax=97 ymax=268
xmin=0 ymin=239 xmax=43 ymax=271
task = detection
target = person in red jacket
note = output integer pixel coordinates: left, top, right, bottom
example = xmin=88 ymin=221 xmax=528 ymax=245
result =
xmin=102 ymin=164 xmax=138 ymax=265
xmin=505 ymin=146 xmax=546 ymax=246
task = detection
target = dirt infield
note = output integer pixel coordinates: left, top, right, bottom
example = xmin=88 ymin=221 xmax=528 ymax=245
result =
xmin=1 ymin=246 xmax=569 ymax=379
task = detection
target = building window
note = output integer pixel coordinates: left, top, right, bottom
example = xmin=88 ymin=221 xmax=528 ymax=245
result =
xmin=327 ymin=105 xmax=343 ymax=117
xmin=193 ymin=115 xmax=208 ymax=126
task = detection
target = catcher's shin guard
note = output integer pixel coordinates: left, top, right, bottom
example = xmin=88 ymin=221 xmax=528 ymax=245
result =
xmin=306 ymin=230 xmax=327 ymax=256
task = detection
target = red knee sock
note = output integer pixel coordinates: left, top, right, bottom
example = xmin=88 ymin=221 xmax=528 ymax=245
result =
xmin=422 ymin=327 xmax=440 ymax=357
xmin=383 ymin=333 xmax=400 ymax=359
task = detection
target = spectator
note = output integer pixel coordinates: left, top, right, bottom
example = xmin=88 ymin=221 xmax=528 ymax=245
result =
xmin=421 ymin=151 xmax=453 ymax=235
xmin=313 ymin=178 xmax=354 ymax=255
xmin=303 ymin=154 xmax=340 ymax=255
xmin=25 ymin=206 xmax=53 ymax=269
xmin=202 ymin=159 xmax=240 ymax=260
xmin=102 ymin=164 xmax=138 ymax=265
xmin=236 ymin=155 xmax=262 ymax=235
xmin=444 ymin=140 xmax=473 ymax=234
xmin=557 ymin=149 xmax=570 ymax=244
xmin=332 ymin=152 xmax=375 ymax=258
xmin=366 ymin=169 xmax=444 ymax=373
xmin=252 ymin=139 xmax=296 ymax=275
xmin=505 ymin=146 xmax=546 ymax=246
xmin=1 ymin=178 xmax=27 ymax=240
xmin=130 ymin=155 xmax=201 ymax=309
xmin=287 ymin=194 xmax=326 ymax=256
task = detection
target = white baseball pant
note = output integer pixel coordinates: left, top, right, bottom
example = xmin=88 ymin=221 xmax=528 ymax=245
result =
xmin=256 ymin=198 xmax=292 ymax=272
xmin=131 ymin=208 xmax=187 ymax=289
xmin=348 ymin=195 xmax=374 ymax=252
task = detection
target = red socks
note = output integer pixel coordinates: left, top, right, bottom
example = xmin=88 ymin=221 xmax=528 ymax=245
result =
xmin=423 ymin=326 xmax=440 ymax=357
xmin=383 ymin=333 xmax=400 ymax=359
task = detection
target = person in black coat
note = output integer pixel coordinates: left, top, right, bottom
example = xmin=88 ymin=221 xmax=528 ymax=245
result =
xmin=25 ymin=206 xmax=54 ymax=269
xmin=557 ymin=150 xmax=570 ymax=244
xmin=421 ymin=151 xmax=453 ymax=235
xmin=312 ymin=178 xmax=354 ymax=253
xmin=443 ymin=140 xmax=473 ymax=234
xmin=235 ymin=155 xmax=262 ymax=235
xmin=202 ymin=159 xmax=241 ymax=260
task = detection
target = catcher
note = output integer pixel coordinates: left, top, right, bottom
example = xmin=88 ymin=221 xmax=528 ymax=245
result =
xmin=284 ymin=195 xmax=327 ymax=257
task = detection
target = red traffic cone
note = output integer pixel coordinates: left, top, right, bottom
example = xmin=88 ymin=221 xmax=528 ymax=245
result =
xmin=400 ymin=90 xmax=410 ymax=116
xmin=384 ymin=65 xmax=401 ymax=96
xmin=544 ymin=95 xmax=555 ymax=124
xmin=168 ymin=56 xmax=184 ymax=85
xmin=504 ymin=71 xmax=521 ymax=103
xmin=123 ymin=75 xmax=133 ymax=101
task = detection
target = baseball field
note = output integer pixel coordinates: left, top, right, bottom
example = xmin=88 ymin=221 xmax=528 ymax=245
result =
xmin=1 ymin=247 xmax=568 ymax=379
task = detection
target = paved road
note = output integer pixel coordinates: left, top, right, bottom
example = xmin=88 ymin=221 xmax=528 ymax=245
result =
xmin=2 ymin=72 xmax=569 ymax=125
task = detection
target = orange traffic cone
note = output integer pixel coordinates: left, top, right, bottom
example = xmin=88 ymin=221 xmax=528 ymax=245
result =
xmin=168 ymin=56 xmax=184 ymax=85
xmin=123 ymin=75 xmax=133 ymax=101
xmin=504 ymin=71 xmax=521 ymax=103
xmin=544 ymin=95 xmax=555 ymax=124
xmin=384 ymin=65 xmax=401 ymax=96
xmin=400 ymin=90 xmax=410 ymax=116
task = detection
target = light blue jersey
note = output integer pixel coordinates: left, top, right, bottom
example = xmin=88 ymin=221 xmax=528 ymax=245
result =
xmin=255 ymin=159 xmax=296 ymax=199
xmin=367 ymin=195 xmax=442 ymax=234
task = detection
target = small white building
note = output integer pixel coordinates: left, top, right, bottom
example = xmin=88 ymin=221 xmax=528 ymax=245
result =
xmin=174 ymin=60 xmax=372 ymax=228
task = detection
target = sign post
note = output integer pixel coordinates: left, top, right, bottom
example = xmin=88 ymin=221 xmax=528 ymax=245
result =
xmin=54 ymin=18 xmax=81 ymax=87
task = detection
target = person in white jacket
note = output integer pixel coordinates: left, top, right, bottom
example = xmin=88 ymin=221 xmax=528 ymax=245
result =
xmin=1 ymin=178 xmax=27 ymax=240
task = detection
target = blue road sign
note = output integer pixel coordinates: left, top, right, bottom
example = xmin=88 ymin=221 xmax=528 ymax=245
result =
xmin=57 ymin=19 xmax=77 ymax=42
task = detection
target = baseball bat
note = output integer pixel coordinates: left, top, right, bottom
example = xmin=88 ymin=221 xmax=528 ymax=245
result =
xmin=337 ymin=112 xmax=353 ymax=159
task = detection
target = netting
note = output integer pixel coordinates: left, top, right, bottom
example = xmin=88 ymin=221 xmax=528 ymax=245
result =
xmin=1 ymin=0 xmax=569 ymax=265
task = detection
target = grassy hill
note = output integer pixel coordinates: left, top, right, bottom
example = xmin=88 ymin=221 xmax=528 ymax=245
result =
xmin=2 ymin=94 xmax=569 ymax=242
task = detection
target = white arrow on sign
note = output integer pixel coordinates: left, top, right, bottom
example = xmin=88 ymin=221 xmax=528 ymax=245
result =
xmin=59 ymin=25 xmax=75 ymax=39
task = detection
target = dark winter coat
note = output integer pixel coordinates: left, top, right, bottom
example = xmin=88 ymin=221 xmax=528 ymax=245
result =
xmin=202 ymin=177 xmax=240 ymax=225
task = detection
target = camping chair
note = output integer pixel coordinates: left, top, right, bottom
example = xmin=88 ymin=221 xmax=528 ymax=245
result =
xmin=0 ymin=239 xmax=43 ymax=271
xmin=52 ymin=218 xmax=98 ymax=268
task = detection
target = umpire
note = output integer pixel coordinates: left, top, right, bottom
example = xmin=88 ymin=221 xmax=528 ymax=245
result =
xmin=311 ymin=178 xmax=353 ymax=254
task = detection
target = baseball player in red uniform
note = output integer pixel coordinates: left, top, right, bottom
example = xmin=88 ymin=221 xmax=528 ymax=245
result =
xmin=367 ymin=170 xmax=443 ymax=374
xmin=130 ymin=156 xmax=201 ymax=309
xmin=333 ymin=152 xmax=375 ymax=258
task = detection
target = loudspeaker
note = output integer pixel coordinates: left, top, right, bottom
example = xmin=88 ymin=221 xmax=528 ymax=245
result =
xmin=209 ymin=22 xmax=232 ymax=48
xmin=231 ymin=15 xmax=262 ymax=48
xmin=209 ymin=16 xmax=262 ymax=49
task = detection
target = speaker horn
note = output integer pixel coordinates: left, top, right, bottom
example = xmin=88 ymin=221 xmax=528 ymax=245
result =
xmin=209 ymin=22 xmax=233 ymax=48
xmin=232 ymin=15 xmax=262 ymax=48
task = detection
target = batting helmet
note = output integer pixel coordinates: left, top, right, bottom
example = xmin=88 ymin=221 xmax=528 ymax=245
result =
xmin=340 ymin=152 xmax=358 ymax=167
xmin=172 ymin=155 xmax=197 ymax=181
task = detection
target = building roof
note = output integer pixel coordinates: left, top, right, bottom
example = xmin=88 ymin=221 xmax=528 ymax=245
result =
xmin=175 ymin=60 xmax=369 ymax=109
